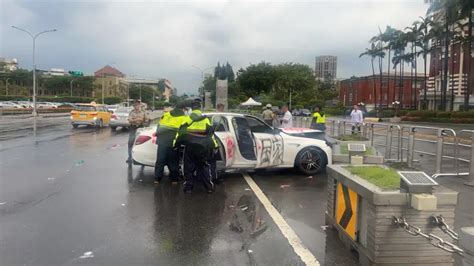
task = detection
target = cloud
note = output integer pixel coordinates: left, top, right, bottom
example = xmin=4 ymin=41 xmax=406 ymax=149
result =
xmin=0 ymin=0 xmax=429 ymax=94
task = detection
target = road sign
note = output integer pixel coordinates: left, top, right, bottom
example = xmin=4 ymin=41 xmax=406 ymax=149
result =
xmin=336 ymin=183 xmax=358 ymax=240
xmin=68 ymin=70 xmax=83 ymax=77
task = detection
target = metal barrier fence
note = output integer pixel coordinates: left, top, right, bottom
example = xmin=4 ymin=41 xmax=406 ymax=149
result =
xmin=315 ymin=118 xmax=474 ymax=182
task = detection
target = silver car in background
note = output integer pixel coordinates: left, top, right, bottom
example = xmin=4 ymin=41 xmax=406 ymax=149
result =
xmin=110 ymin=106 xmax=133 ymax=131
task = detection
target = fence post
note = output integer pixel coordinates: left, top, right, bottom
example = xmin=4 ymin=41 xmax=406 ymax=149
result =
xmin=331 ymin=120 xmax=335 ymax=137
xmin=465 ymin=132 xmax=474 ymax=187
xmin=370 ymin=124 xmax=375 ymax=146
xmin=397 ymin=127 xmax=402 ymax=161
xmin=435 ymin=128 xmax=444 ymax=174
xmin=407 ymin=127 xmax=416 ymax=168
xmin=341 ymin=121 xmax=346 ymax=136
xmin=386 ymin=125 xmax=393 ymax=159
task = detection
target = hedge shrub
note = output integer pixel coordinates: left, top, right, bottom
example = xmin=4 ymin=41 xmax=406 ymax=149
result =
xmin=0 ymin=95 xmax=95 ymax=103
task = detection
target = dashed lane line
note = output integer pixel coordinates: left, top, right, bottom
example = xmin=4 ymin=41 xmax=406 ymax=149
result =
xmin=242 ymin=172 xmax=320 ymax=266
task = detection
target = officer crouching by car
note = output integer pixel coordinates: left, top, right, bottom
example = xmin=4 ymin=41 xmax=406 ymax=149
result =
xmin=174 ymin=101 xmax=218 ymax=194
xmin=127 ymin=100 xmax=148 ymax=165
xmin=154 ymin=102 xmax=186 ymax=185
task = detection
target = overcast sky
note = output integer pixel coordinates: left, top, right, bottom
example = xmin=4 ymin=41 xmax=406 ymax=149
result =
xmin=1 ymin=0 xmax=429 ymax=95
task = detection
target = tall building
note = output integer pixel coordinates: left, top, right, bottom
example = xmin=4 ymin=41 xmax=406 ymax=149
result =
xmin=339 ymin=73 xmax=425 ymax=111
xmin=0 ymin=58 xmax=18 ymax=72
xmin=93 ymin=65 xmax=128 ymax=99
xmin=315 ymin=56 xmax=337 ymax=81
xmin=426 ymin=10 xmax=474 ymax=111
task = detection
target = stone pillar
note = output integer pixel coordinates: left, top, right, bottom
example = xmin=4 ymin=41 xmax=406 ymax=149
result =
xmin=459 ymin=227 xmax=474 ymax=266
xmin=204 ymin=91 xmax=212 ymax=110
xmin=216 ymin=79 xmax=228 ymax=111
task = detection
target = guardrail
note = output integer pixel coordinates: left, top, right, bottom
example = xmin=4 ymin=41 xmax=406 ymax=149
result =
xmin=323 ymin=118 xmax=474 ymax=183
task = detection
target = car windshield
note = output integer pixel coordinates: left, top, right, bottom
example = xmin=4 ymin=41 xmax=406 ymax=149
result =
xmin=74 ymin=105 xmax=95 ymax=111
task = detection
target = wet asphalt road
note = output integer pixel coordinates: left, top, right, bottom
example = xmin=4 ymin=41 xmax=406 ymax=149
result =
xmin=0 ymin=122 xmax=358 ymax=265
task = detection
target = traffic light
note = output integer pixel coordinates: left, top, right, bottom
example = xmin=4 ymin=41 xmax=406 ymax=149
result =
xmin=68 ymin=70 xmax=83 ymax=77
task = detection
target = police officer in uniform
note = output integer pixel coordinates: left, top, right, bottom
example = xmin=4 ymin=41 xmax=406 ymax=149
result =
xmin=310 ymin=106 xmax=326 ymax=131
xmin=174 ymin=101 xmax=218 ymax=193
xmin=154 ymin=103 xmax=186 ymax=185
xmin=127 ymin=100 xmax=148 ymax=164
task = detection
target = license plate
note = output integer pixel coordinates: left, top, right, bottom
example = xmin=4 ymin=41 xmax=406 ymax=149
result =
xmin=80 ymin=114 xmax=86 ymax=118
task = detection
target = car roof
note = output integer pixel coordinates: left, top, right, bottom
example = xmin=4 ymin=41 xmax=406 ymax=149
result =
xmin=204 ymin=112 xmax=246 ymax=117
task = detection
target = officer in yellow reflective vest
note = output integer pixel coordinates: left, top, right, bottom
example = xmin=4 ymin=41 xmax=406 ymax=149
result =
xmin=154 ymin=104 xmax=186 ymax=184
xmin=174 ymin=101 xmax=218 ymax=193
xmin=310 ymin=106 xmax=326 ymax=131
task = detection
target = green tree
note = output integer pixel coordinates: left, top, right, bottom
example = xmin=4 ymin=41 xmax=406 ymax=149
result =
xmin=360 ymin=42 xmax=385 ymax=109
xmin=236 ymin=62 xmax=276 ymax=96
xmin=129 ymin=85 xmax=157 ymax=106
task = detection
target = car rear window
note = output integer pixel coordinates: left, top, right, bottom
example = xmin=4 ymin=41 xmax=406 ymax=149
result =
xmin=74 ymin=105 xmax=96 ymax=111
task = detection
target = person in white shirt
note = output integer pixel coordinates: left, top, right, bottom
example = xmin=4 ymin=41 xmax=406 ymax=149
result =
xmin=280 ymin=105 xmax=293 ymax=128
xmin=350 ymin=105 xmax=364 ymax=134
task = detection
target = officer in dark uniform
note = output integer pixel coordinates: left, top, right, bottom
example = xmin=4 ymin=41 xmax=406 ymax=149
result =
xmin=174 ymin=101 xmax=218 ymax=193
xmin=154 ymin=103 xmax=186 ymax=185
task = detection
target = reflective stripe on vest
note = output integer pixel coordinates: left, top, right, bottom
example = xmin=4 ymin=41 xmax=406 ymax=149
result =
xmin=160 ymin=112 xmax=186 ymax=129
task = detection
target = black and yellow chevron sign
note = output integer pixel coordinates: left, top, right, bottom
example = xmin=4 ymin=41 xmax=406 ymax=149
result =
xmin=335 ymin=183 xmax=358 ymax=240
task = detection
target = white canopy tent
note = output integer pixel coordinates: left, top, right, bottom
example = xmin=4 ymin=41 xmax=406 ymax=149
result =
xmin=240 ymin=97 xmax=262 ymax=107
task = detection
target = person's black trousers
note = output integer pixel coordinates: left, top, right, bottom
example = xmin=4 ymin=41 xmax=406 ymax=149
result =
xmin=154 ymin=143 xmax=179 ymax=182
xmin=127 ymin=127 xmax=138 ymax=162
xmin=183 ymin=144 xmax=213 ymax=192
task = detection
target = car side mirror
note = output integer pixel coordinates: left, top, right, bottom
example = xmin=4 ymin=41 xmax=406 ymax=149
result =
xmin=273 ymin=127 xmax=280 ymax=134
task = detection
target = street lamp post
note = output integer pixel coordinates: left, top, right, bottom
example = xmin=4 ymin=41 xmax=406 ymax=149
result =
xmin=70 ymin=79 xmax=74 ymax=97
xmin=12 ymin=26 xmax=57 ymax=117
xmin=5 ymin=78 xmax=11 ymax=96
xmin=192 ymin=65 xmax=213 ymax=100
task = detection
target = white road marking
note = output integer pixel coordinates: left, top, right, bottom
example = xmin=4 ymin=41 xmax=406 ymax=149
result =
xmin=242 ymin=172 xmax=320 ymax=266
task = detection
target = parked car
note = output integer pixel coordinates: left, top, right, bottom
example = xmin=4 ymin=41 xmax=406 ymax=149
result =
xmin=299 ymin=109 xmax=312 ymax=116
xmin=37 ymin=102 xmax=58 ymax=109
xmin=106 ymin=105 xmax=119 ymax=113
xmin=110 ymin=106 xmax=133 ymax=131
xmin=0 ymin=101 xmax=23 ymax=109
xmin=70 ymin=103 xmax=112 ymax=128
xmin=132 ymin=112 xmax=331 ymax=175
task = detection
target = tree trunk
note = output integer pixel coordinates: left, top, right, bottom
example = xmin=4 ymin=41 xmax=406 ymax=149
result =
xmin=411 ymin=45 xmax=414 ymax=109
xmin=387 ymin=48 xmax=391 ymax=107
xmin=450 ymin=41 xmax=455 ymax=111
xmin=414 ymin=45 xmax=418 ymax=109
xmin=399 ymin=57 xmax=403 ymax=106
xmin=371 ymin=58 xmax=377 ymax=110
xmin=464 ymin=3 xmax=472 ymax=110
xmin=379 ymin=56 xmax=383 ymax=109
xmin=393 ymin=63 xmax=397 ymax=106
xmin=423 ymin=54 xmax=428 ymax=110
xmin=442 ymin=17 xmax=450 ymax=111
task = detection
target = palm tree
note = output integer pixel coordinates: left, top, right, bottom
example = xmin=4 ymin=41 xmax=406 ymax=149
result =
xmin=380 ymin=26 xmax=398 ymax=107
xmin=417 ymin=15 xmax=433 ymax=110
xmin=427 ymin=0 xmax=460 ymax=111
xmin=457 ymin=0 xmax=473 ymax=110
xmin=405 ymin=23 xmax=422 ymax=109
xmin=360 ymin=43 xmax=384 ymax=110
xmin=370 ymin=30 xmax=387 ymax=110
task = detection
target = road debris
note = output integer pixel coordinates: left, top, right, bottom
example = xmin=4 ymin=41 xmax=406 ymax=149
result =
xmin=79 ymin=251 xmax=94 ymax=259
xmin=47 ymin=177 xmax=55 ymax=181
xmin=321 ymin=225 xmax=329 ymax=231
xmin=75 ymin=160 xmax=85 ymax=166
xmin=306 ymin=176 xmax=313 ymax=179
xmin=247 ymin=249 xmax=253 ymax=254
xmin=0 ymin=202 xmax=6 ymax=206
xmin=244 ymin=188 xmax=251 ymax=191
xmin=280 ymin=184 xmax=291 ymax=189
xmin=121 ymin=203 xmax=126 ymax=206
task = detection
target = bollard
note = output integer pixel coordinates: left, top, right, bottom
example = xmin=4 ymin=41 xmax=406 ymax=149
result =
xmin=370 ymin=124 xmax=375 ymax=146
xmin=459 ymin=227 xmax=474 ymax=265
xmin=341 ymin=121 xmax=346 ymax=136
xmin=465 ymin=132 xmax=474 ymax=187
xmin=337 ymin=121 xmax=342 ymax=137
xmin=407 ymin=127 xmax=416 ymax=168
xmin=362 ymin=123 xmax=368 ymax=138
xmin=331 ymin=120 xmax=335 ymax=137
xmin=435 ymin=128 xmax=444 ymax=174
xmin=386 ymin=125 xmax=393 ymax=159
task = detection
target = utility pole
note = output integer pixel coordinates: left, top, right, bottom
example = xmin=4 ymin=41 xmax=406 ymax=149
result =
xmin=70 ymin=79 xmax=74 ymax=97
xmin=5 ymin=78 xmax=11 ymax=96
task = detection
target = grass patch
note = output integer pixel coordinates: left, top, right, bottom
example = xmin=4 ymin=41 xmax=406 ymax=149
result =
xmin=339 ymin=144 xmax=375 ymax=155
xmin=344 ymin=166 xmax=400 ymax=191
xmin=337 ymin=134 xmax=369 ymax=141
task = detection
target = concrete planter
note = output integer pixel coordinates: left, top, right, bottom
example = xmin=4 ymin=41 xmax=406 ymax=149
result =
xmin=337 ymin=140 xmax=372 ymax=147
xmin=389 ymin=116 xmax=401 ymax=123
xmin=332 ymin=145 xmax=384 ymax=165
xmin=326 ymin=164 xmax=458 ymax=266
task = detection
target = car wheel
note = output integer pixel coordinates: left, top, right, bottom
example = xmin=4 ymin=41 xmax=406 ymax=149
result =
xmin=295 ymin=147 xmax=327 ymax=175
xmin=111 ymin=126 xmax=117 ymax=131
xmin=72 ymin=124 xmax=78 ymax=129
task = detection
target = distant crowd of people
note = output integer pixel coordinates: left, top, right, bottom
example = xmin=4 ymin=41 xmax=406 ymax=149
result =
xmin=261 ymin=103 xmax=364 ymax=134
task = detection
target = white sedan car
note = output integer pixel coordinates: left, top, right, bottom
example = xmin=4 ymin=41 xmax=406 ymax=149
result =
xmin=132 ymin=113 xmax=332 ymax=175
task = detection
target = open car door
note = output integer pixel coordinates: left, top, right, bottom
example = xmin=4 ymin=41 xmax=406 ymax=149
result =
xmin=244 ymin=116 xmax=283 ymax=168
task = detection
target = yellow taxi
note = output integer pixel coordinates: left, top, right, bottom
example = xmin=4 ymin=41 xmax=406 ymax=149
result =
xmin=70 ymin=102 xmax=112 ymax=128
